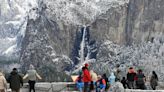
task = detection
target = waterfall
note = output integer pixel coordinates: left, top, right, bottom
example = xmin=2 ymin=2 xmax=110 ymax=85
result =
xmin=72 ymin=26 xmax=89 ymax=73
xmin=80 ymin=26 xmax=92 ymax=63
xmin=80 ymin=26 xmax=86 ymax=63
xmin=72 ymin=26 xmax=97 ymax=73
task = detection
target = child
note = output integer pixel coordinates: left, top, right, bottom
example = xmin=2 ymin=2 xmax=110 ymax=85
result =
xmin=75 ymin=73 xmax=84 ymax=92
xmin=96 ymin=75 xmax=106 ymax=92
xmin=121 ymin=77 xmax=128 ymax=89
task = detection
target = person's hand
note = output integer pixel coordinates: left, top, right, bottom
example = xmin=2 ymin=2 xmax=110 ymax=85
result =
xmin=38 ymin=77 xmax=42 ymax=80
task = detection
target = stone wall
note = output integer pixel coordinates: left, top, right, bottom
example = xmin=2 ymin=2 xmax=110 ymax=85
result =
xmin=6 ymin=82 xmax=164 ymax=92
xmin=7 ymin=82 xmax=76 ymax=92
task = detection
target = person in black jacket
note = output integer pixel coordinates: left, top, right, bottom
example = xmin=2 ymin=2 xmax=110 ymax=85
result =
xmin=150 ymin=71 xmax=158 ymax=90
xmin=8 ymin=68 xmax=23 ymax=92
xmin=127 ymin=67 xmax=136 ymax=89
xmin=121 ymin=77 xmax=128 ymax=89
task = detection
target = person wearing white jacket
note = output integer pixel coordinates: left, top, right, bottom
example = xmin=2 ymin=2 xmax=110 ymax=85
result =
xmin=0 ymin=70 xmax=7 ymax=92
xmin=90 ymin=70 xmax=98 ymax=82
xmin=23 ymin=65 xmax=42 ymax=92
xmin=90 ymin=70 xmax=98 ymax=91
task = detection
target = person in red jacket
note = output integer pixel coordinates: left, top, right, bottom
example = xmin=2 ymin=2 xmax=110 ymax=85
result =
xmin=82 ymin=63 xmax=91 ymax=92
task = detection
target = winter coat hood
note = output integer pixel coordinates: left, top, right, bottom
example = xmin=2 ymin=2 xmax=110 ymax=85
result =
xmin=110 ymin=72 xmax=115 ymax=77
xmin=109 ymin=72 xmax=116 ymax=79
xmin=11 ymin=70 xmax=18 ymax=75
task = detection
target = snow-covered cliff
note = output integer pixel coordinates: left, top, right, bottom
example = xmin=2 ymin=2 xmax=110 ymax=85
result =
xmin=1 ymin=0 xmax=164 ymax=81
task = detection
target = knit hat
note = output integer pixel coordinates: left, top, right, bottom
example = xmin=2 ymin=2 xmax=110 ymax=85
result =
xmin=85 ymin=63 xmax=89 ymax=67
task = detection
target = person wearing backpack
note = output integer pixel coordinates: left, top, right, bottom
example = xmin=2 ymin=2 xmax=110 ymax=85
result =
xmin=75 ymin=72 xmax=84 ymax=92
xmin=136 ymin=69 xmax=146 ymax=89
xmin=102 ymin=74 xmax=110 ymax=91
xmin=96 ymin=75 xmax=106 ymax=92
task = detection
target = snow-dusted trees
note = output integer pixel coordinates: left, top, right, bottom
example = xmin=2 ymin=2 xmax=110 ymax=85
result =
xmin=93 ymin=35 xmax=164 ymax=81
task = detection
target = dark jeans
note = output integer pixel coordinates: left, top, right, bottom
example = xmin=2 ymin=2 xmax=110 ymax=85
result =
xmin=84 ymin=82 xmax=90 ymax=92
xmin=136 ymin=84 xmax=146 ymax=90
xmin=127 ymin=81 xmax=135 ymax=89
xmin=28 ymin=80 xmax=36 ymax=92
xmin=151 ymin=84 xmax=157 ymax=90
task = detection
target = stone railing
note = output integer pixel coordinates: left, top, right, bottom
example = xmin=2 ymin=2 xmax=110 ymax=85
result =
xmin=7 ymin=82 xmax=77 ymax=92
xmin=109 ymin=82 xmax=164 ymax=92
xmin=125 ymin=89 xmax=164 ymax=92
xmin=6 ymin=82 xmax=164 ymax=92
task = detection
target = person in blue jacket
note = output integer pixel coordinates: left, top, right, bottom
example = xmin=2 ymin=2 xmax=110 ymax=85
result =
xmin=96 ymin=75 xmax=106 ymax=92
xmin=109 ymin=72 xmax=116 ymax=85
xmin=108 ymin=72 xmax=116 ymax=91
xmin=75 ymin=71 xmax=84 ymax=92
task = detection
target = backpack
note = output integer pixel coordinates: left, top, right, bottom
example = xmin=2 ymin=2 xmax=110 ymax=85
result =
xmin=136 ymin=74 xmax=145 ymax=85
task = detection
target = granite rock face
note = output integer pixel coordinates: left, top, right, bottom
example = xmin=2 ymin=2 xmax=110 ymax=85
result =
xmin=90 ymin=0 xmax=164 ymax=45
xmin=19 ymin=11 xmax=75 ymax=81
xmin=1 ymin=0 xmax=164 ymax=81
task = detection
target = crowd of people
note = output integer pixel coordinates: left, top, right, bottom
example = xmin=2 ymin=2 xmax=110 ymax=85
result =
xmin=0 ymin=63 xmax=159 ymax=92
xmin=0 ymin=64 xmax=41 ymax=92
xmin=75 ymin=63 xmax=159 ymax=92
